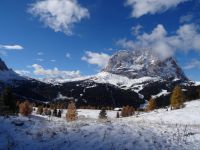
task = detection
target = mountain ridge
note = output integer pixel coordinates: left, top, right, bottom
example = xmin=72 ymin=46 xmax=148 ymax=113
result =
xmin=0 ymin=50 xmax=198 ymax=108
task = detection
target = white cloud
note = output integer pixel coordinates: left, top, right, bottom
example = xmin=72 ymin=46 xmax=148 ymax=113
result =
xmin=117 ymin=24 xmax=200 ymax=60
xmin=37 ymin=52 xmax=44 ymax=55
xmin=0 ymin=44 xmax=23 ymax=50
xmin=32 ymin=64 xmax=81 ymax=79
xmin=184 ymin=59 xmax=200 ymax=69
xmin=28 ymin=0 xmax=89 ymax=35
xmin=81 ymin=51 xmax=110 ymax=68
xmin=125 ymin=0 xmax=190 ymax=18
xmin=15 ymin=70 xmax=31 ymax=76
xmin=65 ymin=53 xmax=71 ymax=58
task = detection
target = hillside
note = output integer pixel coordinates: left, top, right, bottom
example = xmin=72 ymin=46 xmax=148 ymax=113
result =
xmin=1 ymin=100 xmax=200 ymax=150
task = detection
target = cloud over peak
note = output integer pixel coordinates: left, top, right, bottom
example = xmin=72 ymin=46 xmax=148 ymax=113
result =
xmin=82 ymin=51 xmax=110 ymax=68
xmin=28 ymin=0 xmax=90 ymax=35
xmin=117 ymin=24 xmax=200 ymax=60
xmin=125 ymin=0 xmax=190 ymax=18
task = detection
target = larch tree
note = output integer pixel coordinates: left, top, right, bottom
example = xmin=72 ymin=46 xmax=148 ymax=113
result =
xmin=128 ymin=106 xmax=135 ymax=116
xmin=170 ymin=86 xmax=184 ymax=110
xmin=19 ymin=100 xmax=33 ymax=116
xmin=121 ymin=106 xmax=126 ymax=117
xmin=121 ymin=105 xmax=134 ymax=117
xmin=66 ymin=101 xmax=77 ymax=121
xmin=147 ymin=98 xmax=156 ymax=111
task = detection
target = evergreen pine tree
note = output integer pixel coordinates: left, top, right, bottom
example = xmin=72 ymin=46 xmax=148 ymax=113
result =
xmin=171 ymin=86 xmax=184 ymax=110
xmin=1 ymin=87 xmax=16 ymax=113
xmin=57 ymin=109 xmax=62 ymax=117
xmin=198 ymin=89 xmax=200 ymax=99
xmin=53 ymin=107 xmax=58 ymax=117
xmin=66 ymin=101 xmax=77 ymax=121
xmin=147 ymin=98 xmax=156 ymax=111
xmin=0 ymin=95 xmax=5 ymax=115
xmin=116 ymin=111 xmax=120 ymax=118
xmin=99 ymin=108 xmax=107 ymax=119
xmin=0 ymin=95 xmax=4 ymax=105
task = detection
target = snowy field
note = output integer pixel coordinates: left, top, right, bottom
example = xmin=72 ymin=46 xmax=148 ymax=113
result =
xmin=1 ymin=100 xmax=200 ymax=150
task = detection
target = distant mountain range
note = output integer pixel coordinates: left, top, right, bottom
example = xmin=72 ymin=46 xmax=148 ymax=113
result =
xmin=0 ymin=49 xmax=199 ymax=108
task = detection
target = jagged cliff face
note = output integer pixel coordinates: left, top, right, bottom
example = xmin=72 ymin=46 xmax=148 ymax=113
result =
xmin=0 ymin=58 xmax=9 ymax=71
xmin=103 ymin=49 xmax=188 ymax=81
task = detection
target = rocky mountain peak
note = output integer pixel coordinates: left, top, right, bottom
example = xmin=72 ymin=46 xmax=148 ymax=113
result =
xmin=103 ymin=49 xmax=188 ymax=81
xmin=0 ymin=58 xmax=9 ymax=71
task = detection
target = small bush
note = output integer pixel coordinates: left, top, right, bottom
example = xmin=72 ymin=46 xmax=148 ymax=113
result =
xmin=37 ymin=105 xmax=44 ymax=115
xmin=43 ymin=107 xmax=48 ymax=115
xmin=99 ymin=108 xmax=107 ymax=119
xmin=121 ymin=105 xmax=135 ymax=117
xmin=66 ymin=101 xmax=77 ymax=121
xmin=19 ymin=100 xmax=33 ymax=116
xmin=47 ymin=109 xmax=52 ymax=116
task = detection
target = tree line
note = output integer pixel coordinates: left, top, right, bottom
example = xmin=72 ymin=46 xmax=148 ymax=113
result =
xmin=0 ymin=85 xmax=200 ymax=120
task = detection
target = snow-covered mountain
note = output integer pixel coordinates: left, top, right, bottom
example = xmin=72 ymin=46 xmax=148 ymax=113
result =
xmin=39 ymin=49 xmax=188 ymax=91
xmin=103 ymin=49 xmax=187 ymax=81
xmin=0 ymin=58 xmax=25 ymax=82
xmin=0 ymin=49 xmax=197 ymax=108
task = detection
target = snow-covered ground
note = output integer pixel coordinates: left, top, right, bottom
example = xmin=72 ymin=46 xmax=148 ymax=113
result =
xmin=1 ymin=100 xmax=200 ymax=150
xmin=93 ymin=72 xmax=160 ymax=89
xmin=37 ymin=71 xmax=161 ymax=91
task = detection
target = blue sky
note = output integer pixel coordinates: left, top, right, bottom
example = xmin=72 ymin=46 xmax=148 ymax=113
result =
xmin=0 ymin=0 xmax=200 ymax=80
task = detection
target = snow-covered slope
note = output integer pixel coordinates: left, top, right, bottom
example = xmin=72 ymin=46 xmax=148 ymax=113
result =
xmin=135 ymin=100 xmax=200 ymax=125
xmin=40 ymin=76 xmax=91 ymax=85
xmin=91 ymin=71 xmax=161 ymax=91
xmin=1 ymin=100 xmax=200 ymax=150
xmin=194 ymin=81 xmax=200 ymax=86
